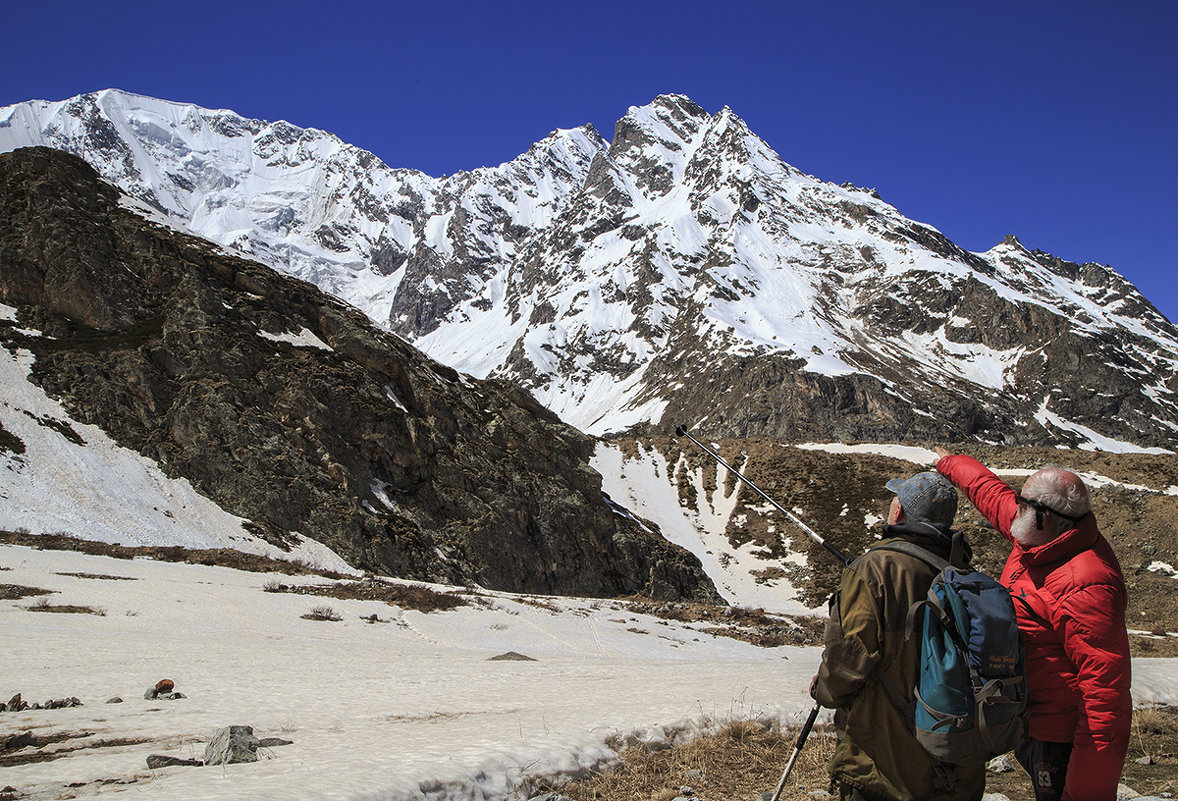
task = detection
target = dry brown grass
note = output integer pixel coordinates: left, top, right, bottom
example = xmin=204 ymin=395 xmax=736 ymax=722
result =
xmin=624 ymin=601 xmax=826 ymax=648
xmin=546 ymin=706 xmax=1178 ymax=801
xmin=300 ymin=604 xmax=343 ymax=622
xmin=536 ymin=718 xmax=836 ymax=801
xmin=24 ymin=596 xmax=105 ymax=615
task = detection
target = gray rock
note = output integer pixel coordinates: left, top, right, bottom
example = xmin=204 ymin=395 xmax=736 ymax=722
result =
xmin=1134 ymin=754 xmax=1154 ymax=765
xmin=982 ymin=795 xmax=1013 ymax=801
xmin=146 ymin=754 xmax=203 ymax=769
xmin=107 ymin=696 xmax=124 ymax=704
xmin=1118 ymin=785 xmax=1140 ymax=801
xmin=204 ymin=725 xmax=260 ymax=765
xmin=256 ymin=737 xmax=294 ymax=748
xmin=488 ymin=651 xmax=537 ymax=661
xmin=43 ymin=697 xmax=83 ymax=709
xmin=986 ymin=754 xmax=1015 ymax=773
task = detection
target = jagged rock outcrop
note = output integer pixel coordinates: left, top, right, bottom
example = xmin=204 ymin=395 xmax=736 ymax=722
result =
xmin=0 ymin=147 xmax=718 ymax=602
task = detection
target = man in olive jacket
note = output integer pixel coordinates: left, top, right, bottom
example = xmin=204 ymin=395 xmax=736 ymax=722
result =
xmin=811 ymin=472 xmax=985 ymax=801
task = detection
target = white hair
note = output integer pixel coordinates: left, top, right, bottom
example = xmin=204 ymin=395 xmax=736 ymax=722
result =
xmin=1012 ymin=467 xmax=1091 ymax=547
xmin=1023 ymin=467 xmax=1091 ymax=518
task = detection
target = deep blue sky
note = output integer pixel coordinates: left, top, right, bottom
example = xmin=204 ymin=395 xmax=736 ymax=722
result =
xmin=5 ymin=1 xmax=1176 ymax=322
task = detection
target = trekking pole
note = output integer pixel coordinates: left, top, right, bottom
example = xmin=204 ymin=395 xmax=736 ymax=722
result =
xmin=767 ymin=703 xmax=820 ymax=801
xmin=673 ymin=425 xmax=849 ymax=800
xmin=673 ymin=425 xmax=851 ymax=566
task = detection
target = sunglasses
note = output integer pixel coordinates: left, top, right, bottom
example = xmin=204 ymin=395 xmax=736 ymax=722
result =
xmin=1014 ymin=493 xmax=1086 ymax=531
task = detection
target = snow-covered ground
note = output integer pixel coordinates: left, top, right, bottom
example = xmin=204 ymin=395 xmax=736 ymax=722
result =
xmin=0 ymin=543 xmax=824 ymax=801
xmin=3 ymin=544 xmax=1177 ymax=801
xmin=4 ymin=332 xmax=1178 ymax=800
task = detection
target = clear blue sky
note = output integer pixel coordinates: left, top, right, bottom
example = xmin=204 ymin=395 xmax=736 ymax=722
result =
xmin=5 ymin=1 xmax=1176 ymax=322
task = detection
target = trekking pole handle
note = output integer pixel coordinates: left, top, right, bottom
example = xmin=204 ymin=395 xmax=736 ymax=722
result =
xmin=768 ymin=702 xmax=821 ymax=801
xmin=674 ymin=426 xmax=851 ymax=566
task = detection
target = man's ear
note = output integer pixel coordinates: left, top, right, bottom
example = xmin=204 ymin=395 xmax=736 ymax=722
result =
xmin=887 ymin=496 xmax=906 ymax=525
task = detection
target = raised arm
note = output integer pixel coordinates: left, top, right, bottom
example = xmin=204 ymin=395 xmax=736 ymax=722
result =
xmin=934 ymin=452 xmax=1019 ymax=541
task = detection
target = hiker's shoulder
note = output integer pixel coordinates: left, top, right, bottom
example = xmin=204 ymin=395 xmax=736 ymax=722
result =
xmin=851 ymin=537 xmax=941 ymax=580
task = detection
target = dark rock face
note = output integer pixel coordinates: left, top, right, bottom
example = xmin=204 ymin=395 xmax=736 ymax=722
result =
xmin=0 ymin=148 xmax=718 ymax=602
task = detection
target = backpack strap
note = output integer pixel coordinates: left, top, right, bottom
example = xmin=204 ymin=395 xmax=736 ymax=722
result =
xmin=866 ymin=540 xmax=948 ymax=726
xmin=871 ymin=530 xmax=968 ymax=570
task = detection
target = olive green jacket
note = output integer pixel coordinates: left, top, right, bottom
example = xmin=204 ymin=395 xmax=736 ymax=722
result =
xmin=811 ymin=523 xmax=985 ymax=801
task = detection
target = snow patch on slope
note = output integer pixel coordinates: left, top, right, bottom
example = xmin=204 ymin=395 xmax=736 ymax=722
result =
xmin=592 ymin=443 xmax=812 ymax=613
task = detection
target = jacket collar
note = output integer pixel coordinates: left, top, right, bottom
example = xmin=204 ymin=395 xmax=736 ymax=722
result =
xmin=881 ymin=521 xmax=971 ymax=565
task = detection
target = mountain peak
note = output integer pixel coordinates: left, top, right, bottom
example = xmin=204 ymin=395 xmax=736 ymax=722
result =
xmin=3 ymin=90 xmax=1176 ymax=451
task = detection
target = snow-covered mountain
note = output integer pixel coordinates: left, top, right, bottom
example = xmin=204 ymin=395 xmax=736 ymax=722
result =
xmin=3 ymin=89 xmax=1176 ymax=449
xmin=0 ymin=147 xmax=716 ymax=601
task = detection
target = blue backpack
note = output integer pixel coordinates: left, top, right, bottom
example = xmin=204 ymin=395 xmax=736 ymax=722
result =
xmin=874 ymin=540 xmax=1027 ymax=765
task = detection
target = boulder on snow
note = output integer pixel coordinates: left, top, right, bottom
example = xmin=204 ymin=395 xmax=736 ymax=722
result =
xmin=257 ymin=737 xmax=294 ymax=748
xmin=488 ymin=651 xmax=537 ymax=661
xmin=204 ymin=725 xmax=260 ymax=765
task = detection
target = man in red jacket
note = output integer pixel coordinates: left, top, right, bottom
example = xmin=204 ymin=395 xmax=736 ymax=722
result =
xmin=935 ymin=450 xmax=1131 ymax=801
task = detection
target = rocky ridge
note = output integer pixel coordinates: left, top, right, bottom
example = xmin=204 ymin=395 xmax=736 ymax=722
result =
xmin=2 ymin=90 xmax=1175 ymax=448
xmin=0 ymin=147 xmax=717 ymax=601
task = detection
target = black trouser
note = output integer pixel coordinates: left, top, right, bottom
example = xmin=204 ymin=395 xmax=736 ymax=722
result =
xmin=836 ymin=783 xmax=894 ymax=801
xmin=1015 ymin=736 xmax=1074 ymax=801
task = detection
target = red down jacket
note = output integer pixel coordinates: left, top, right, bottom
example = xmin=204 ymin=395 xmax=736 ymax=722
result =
xmin=937 ymin=455 xmax=1131 ymax=798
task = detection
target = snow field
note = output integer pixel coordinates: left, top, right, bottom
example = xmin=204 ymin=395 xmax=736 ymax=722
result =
xmin=0 ymin=544 xmax=820 ymax=801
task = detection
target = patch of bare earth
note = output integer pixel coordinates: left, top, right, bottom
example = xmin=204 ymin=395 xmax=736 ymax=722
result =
xmin=23 ymin=600 xmax=105 ymax=615
xmin=0 ymin=529 xmax=348 ymax=578
xmin=55 ymin=572 xmax=139 ymax=581
xmin=626 ymin=601 xmax=826 ymax=647
xmin=266 ymin=576 xmax=469 ymax=613
xmin=0 ymin=583 xmax=52 ymax=600
xmin=0 ymin=730 xmax=153 ymax=767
